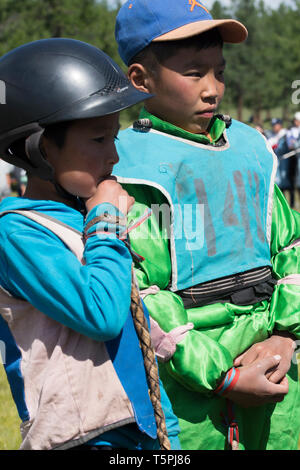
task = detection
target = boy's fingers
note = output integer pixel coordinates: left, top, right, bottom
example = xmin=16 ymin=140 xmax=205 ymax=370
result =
xmin=256 ymin=354 xmax=281 ymax=373
xmin=241 ymin=350 xmax=259 ymax=366
xmin=233 ymin=354 xmax=244 ymax=366
xmin=266 ymin=376 xmax=289 ymax=396
xmin=234 ymin=347 xmax=260 ymax=366
xmin=268 ymin=368 xmax=287 ymax=384
xmin=279 ymin=376 xmax=289 ymax=387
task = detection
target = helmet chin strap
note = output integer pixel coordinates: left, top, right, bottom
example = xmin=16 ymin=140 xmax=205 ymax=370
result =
xmin=25 ymin=130 xmax=54 ymax=181
xmin=25 ymin=131 xmax=82 ymax=207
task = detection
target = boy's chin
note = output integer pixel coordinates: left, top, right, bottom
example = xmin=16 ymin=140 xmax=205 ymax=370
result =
xmin=184 ymin=121 xmax=211 ymax=134
xmin=59 ymin=185 xmax=96 ymax=200
xmin=197 ymin=116 xmax=215 ymax=132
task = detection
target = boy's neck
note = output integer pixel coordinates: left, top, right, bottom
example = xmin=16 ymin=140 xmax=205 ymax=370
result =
xmin=140 ymin=108 xmax=225 ymax=145
xmin=23 ymin=176 xmax=78 ymax=209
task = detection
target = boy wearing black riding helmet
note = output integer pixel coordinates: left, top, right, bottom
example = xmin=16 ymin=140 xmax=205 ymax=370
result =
xmin=0 ymin=38 xmax=180 ymax=450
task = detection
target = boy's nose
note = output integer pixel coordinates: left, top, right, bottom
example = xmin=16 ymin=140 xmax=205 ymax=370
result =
xmin=111 ymin=148 xmax=120 ymax=164
xmin=200 ymin=75 xmax=219 ymax=100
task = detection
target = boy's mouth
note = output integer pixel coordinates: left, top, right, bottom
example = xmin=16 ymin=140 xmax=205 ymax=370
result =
xmin=197 ymin=108 xmax=216 ymax=118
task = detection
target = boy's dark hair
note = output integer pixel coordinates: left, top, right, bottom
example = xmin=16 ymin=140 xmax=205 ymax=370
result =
xmin=128 ymin=28 xmax=223 ymax=74
xmin=43 ymin=121 xmax=72 ymax=149
xmin=6 ymin=121 xmax=71 ymax=173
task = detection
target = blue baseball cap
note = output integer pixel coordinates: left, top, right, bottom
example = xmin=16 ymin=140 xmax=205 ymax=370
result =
xmin=115 ymin=0 xmax=248 ymax=65
xmin=271 ymin=118 xmax=282 ymax=126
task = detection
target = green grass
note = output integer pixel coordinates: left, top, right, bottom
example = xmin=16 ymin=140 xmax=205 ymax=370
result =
xmin=0 ymin=365 xmax=21 ymax=450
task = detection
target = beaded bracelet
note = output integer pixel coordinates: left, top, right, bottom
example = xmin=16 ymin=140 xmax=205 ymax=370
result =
xmin=214 ymin=367 xmax=240 ymax=396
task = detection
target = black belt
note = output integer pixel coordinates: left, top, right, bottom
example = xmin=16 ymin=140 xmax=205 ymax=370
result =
xmin=176 ymin=266 xmax=276 ymax=308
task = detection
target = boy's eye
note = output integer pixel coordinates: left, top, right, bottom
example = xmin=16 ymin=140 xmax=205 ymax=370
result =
xmin=93 ymin=134 xmax=119 ymax=143
xmin=185 ymin=71 xmax=202 ymax=77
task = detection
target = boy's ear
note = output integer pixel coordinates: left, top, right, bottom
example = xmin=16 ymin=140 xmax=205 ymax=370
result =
xmin=128 ymin=63 xmax=153 ymax=94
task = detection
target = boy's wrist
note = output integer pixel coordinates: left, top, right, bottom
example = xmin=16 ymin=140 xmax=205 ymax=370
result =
xmin=214 ymin=367 xmax=240 ymax=396
xmin=84 ymin=203 xmax=127 ymax=240
xmin=85 ymin=202 xmax=126 ymax=221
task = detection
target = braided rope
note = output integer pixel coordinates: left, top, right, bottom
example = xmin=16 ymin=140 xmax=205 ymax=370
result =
xmin=130 ymin=267 xmax=171 ymax=450
xmin=84 ymin=214 xmax=127 ymax=238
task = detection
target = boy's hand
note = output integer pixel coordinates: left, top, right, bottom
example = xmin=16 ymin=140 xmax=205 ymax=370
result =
xmin=233 ymin=332 xmax=296 ymax=384
xmin=84 ymin=177 xmax=135 ymax=215
xmin=226 ymin=355 xmax=289 ymax=408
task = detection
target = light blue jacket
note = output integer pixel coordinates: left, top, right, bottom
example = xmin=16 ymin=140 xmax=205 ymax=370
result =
xmin=0 ymin=196 xmax=180 ymax=449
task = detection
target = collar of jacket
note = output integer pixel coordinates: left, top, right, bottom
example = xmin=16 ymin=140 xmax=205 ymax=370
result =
xmin=139 ymin=108 xmax=226 ymax=145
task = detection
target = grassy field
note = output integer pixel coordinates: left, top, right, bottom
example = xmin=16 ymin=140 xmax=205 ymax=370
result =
xmin=0 ymin=366 xmax=21 ymax=450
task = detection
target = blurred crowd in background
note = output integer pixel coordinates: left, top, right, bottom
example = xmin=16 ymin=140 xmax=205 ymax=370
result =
xmin=264 ymin=111 xmax=300 ymax=210
xmin=0 ymin=161 xmax=27 ymax=201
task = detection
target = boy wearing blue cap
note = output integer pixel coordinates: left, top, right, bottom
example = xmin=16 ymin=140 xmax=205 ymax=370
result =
xmin=113 ymin=0 xmax=300 ymax=451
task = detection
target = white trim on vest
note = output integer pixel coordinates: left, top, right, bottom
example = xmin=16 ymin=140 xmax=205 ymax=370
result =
xmin=263 ymin=135 xmax=278 ymax=246
xmin=117 ymin=176 xmax=179 ymax=291
xmin=0 ymin=210 xmax=84 ymax=262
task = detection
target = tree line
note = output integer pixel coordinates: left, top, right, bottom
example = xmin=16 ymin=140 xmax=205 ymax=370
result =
xmin=0 ymin=0 xmax=299 ymax=128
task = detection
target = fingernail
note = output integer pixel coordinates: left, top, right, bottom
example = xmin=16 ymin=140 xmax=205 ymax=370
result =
xmin=274 ymin=355 xmax=281 ymax=361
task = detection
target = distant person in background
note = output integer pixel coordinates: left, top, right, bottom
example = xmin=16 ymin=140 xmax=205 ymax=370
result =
xmin=286 ymin=112 xmax=300 ymax=208
xmin=249 ymin=116 xmax=267 ymax=138
xmin=267 ymin=118 xmax=290 ymax=199
xmin=0 ymin=159 xmax=13 ymax=201
xmin=268 ymin=118 xmax=287 ymax=151
xmin=287 ymin=112 xmax=300 ymax=149
xmin=254 ymin=124 xmax=267 ymax=137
